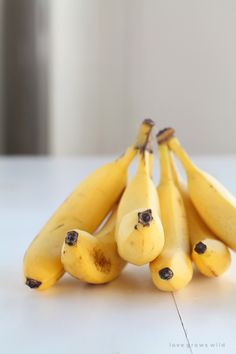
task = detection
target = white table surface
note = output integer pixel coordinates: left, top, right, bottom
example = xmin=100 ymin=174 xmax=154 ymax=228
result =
xmin=0 ymin=155 xmax=236 ymax=354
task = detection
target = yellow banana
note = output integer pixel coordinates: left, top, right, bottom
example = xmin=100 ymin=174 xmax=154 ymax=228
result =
xmin=150 ymin=137 xmax=193 ymax=291
xmin=169 ymin=153 xmax=231 ymax=277
xmin=165 ymin=128 xmax=236 ymax=252
xmin=61 ymin=206 xmax=126 ymax=284
xmin=23 ymin=119 xmax=154 ymax=290
xmin=115 ymin=134 xmax=164 ymax=266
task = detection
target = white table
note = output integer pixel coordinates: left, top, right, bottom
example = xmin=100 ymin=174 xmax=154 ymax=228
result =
xmin=0 ymin=155 xmax=236 ymax=354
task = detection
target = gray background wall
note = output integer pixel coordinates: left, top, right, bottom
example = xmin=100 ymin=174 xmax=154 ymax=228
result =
xmin=0 ymin=0 xmax=4 ymax=154
xmin=49 ymin=0 xmax=236 ymax=155
xmin=1 ymin=0 xmax=236 ymax=155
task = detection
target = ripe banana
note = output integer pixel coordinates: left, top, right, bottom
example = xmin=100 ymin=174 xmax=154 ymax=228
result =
xmin=150 ymin=138 xmax=193 ymax=291
xmin=23 ymin=119 xmax=154 ymax=290
xmin=115 ymin=134 xmax=164 ymax=266
xmin=169 ymin=152 xmax=231 ymax=277
xmin=61 ymin=206 xmax=126 ymax=284
xmin=164 ymin=128 xmax=236 ymax=252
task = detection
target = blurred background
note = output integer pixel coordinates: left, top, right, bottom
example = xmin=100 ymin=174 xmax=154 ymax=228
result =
xmin=0 ymin=0 xmax=236 ymax=156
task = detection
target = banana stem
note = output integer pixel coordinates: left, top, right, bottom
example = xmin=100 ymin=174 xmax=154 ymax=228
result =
xmin=168 ymin=137 xmax=196 ymax=173
xmin=136 ymin=149 xmax=152 ymax=177
xmin=119 ymin=118 xmax=155 ymax=168
xmin=134 ymin=118 xmax=155 ymax=152
xmin=158 ymin=143 xmax=175 ymax=184
xmin=169 ymin=152 xmax=181 ymax=188
xmin=148 ymin=151 xmax=154 ymax=178
xmin=117 ymin=146 xmax=137 ymax=168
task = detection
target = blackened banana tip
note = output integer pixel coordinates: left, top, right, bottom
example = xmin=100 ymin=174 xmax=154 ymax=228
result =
xmin=159 ymin=267 xmax=174 ymax=280
xmin=65 ymin=231 xmax=78 ymax=246
xmin=194 ymin=241 xmax=207 ymax=254
xmin=138 ymin=209 xmax=153 ymax=227
xmin=25 ymin=278 xmax=42 ymax=289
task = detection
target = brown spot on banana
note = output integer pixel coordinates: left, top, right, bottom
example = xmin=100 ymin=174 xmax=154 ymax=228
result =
xmin=92 ymin=249 xmax=111 ymax=274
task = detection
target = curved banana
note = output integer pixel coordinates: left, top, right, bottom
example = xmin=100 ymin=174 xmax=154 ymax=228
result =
xmin=23 ymin=119 xmax=154 ymax=290
xmin=61 ymin=206 xmax=126 ymax=284
xmin=164 ymin=128 xmax=236 ymax=252
xmin=169 ymin=152 xmax=231 ymax=277
xmin=115 ymin=133 xmax=164 ymax=265
xmin=150 ymin=138 xmax=193 ymax=291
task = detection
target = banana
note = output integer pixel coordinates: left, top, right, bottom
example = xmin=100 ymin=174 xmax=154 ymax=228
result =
xmin=150 ymin=137 xmax=193 ymax=291
xmin=23 ymin=119 xmax=154 ymax=290
xmin=115 ymin=132 xmax=164 ymax=266
xmin=169 ymin=152 xmax=231 ymax=277
xmin=61 ymin=206 xmax=126 ymax=284
xmin=163 ymin=128 xmax=236 ymax=252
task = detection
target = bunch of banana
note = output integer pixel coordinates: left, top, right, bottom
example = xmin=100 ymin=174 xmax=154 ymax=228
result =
xmin=23 ymin=119 xmax=235 ymax=293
